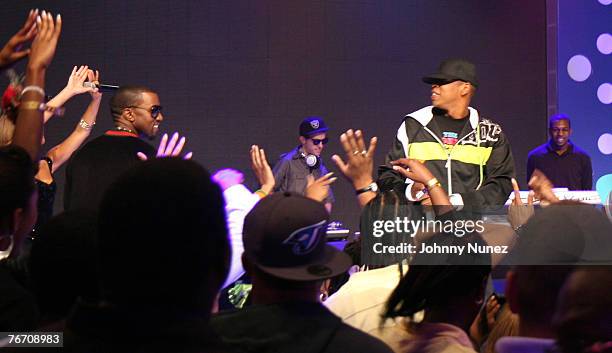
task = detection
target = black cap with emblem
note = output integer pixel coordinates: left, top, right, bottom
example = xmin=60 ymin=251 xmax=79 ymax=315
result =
xmin=243 ymin=192 xmax=351 ymax=281
xmin=299 ymin=116 xmax=329 ymax=137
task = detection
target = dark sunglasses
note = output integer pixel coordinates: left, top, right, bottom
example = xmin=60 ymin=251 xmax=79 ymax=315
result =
xmin=130 ymin=105 xmax=163 ymax=118
xmin=310 ymin=137 xmax=329 ymax=146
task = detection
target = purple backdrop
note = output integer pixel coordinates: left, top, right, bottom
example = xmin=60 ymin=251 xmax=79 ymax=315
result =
xmin=1 ymin=1 xmax=548 ymax=231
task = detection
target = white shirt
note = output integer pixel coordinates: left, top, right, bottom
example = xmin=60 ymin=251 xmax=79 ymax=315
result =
xmin=221 ymin=184 xmax=260 ymax=289
xmin=325 ymin=264 xmax=404 ymax=335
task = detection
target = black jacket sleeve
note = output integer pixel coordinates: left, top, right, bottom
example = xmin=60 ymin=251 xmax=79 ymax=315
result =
xmin=458 ymin=130 xmax=516 ymax=208
xmin=377 ymin=133 xmax=408 ymax=194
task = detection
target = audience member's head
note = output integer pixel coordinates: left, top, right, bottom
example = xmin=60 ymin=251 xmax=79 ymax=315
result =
xmin=506 ymin=265 xmax=573 ymax=339
xmin=553 ymin=267 xmax=612 ymax=353
xmin=506 ymin=203 xmax=612 ymax=338
xmin=0 ymin=145 xmax=37 ymax=259
xmin=241 ymin=192 xmax=351 ymax=304
xmin=97 ymin=158 xmax=229 ymax=318
xmin=511 ymin=202 xmax=612 ymax=265
xmin=29 ymin=210 xmax=99 ymax=324
xmin=360 ymin=190 xmax=417 ymax=268
xmin=384 ymin=232 xmax=491 ymax=331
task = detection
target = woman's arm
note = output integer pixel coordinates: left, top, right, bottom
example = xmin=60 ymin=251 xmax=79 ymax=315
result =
xmin=45 ymin=70 xmax=101 ymax=171
xmin=44 ymin=65 xmax=97 ymax=123
xmin=12 ymin=11 xmax=62 ymax=160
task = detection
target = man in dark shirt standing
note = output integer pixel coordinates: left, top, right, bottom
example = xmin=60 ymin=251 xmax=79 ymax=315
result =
xmin=526 ymin=114 xmax=592 ymax=190
xmin=273 ymin=117 xmax=334 ymax=212
xmin=64 ymin=85 xmax=163 ymax=211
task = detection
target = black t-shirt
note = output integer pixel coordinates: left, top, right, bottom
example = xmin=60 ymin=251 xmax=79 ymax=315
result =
xmin=432 ymin=110 xmax=469 ymax=149
xmin=64 ymin=132 xmax=156 ymax=212
xmin=211 ymin=302 xmax=393 ymax=353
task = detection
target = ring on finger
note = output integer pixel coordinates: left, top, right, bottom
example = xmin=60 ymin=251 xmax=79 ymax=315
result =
xmin=353 ymin=151 xmax=360 ymax=155
xmin=360 ymin=150 xmax=367 ymax=156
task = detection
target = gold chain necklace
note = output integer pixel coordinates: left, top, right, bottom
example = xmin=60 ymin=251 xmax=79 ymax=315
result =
xmin=115 ymin=126 xmax=137 ymax=134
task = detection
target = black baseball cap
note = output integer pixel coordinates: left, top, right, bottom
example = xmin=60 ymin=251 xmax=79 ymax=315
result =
xmin=299 ymin=116 xmax=329 ymax=137
xmin=243 ymin=192 xmax=351 ymax=281
xmin=512 ymin=203 xmax=612 ymax=265
xmin=422 ymin=58 xmax=479 ymax=88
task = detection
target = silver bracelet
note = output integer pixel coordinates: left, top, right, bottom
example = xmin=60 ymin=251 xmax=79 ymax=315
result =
xmin=21 ymin=85 xmax=45 ymax=98
xmin=78 ymin=119 xmax=95 ymax=130
xmin=513 ymin=224 xmax=524 ymax=234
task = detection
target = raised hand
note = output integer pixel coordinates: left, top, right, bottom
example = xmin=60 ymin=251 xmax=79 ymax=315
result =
xmin=12 ymin=10 xmax=62 ymax=160
xmin=63 ymin=65 xmax=96 ymax=96
xmin=392 ymin=158 xmax=452 ymax=208
xmin=508 ymin=178 xmax=535 ymax=230
xmin=137 ymin=132 xmax=192 ymax=160
xmin=87 ymin=69 xmax=101 ymax=99
xmin=212 ymin=169 xmax=244 ymax=192
xmin=331 ymin=129 xmax=377 ymax=190
xmin=305 ymin=173 xmax=337 ymax=203
xmin=0 ymin=9 xmax=38 ymax=70
xmin=470 ymin=294 xmax=503 ymax=347
xmin=43 ymin=66 xmax=101 ymax=123
xmin=528 ymin=169 xmax=559 ymax=205
xmin=27 ymin=10 xmax=62 ymax=72
xmin=391 ymin=158 xmax=436 ymax=185
xmin=250 ymin=145 xmax=274 ymax=194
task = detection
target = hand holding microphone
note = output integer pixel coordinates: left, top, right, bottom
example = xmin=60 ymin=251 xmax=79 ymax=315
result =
xmin=83 ymin=81 xmax=118 ymax=91
xmin=63 ymin=65 xmax=118 ymax=92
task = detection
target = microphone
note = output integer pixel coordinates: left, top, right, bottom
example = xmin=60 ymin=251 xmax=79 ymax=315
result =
xmin=83 ymin=82 xmax=119 ymax=91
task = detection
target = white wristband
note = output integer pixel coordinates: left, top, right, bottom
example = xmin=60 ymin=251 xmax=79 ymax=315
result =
xmin=21 ymin=85 xmax=45 ymax=98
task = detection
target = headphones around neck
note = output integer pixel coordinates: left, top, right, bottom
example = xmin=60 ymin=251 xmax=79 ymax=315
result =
xmin=300 ymin=151 xmax=320 ymax=168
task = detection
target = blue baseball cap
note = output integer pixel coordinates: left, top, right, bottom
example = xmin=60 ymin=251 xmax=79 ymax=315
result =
xmin=299 ymin=117 xmax=329 ymax=137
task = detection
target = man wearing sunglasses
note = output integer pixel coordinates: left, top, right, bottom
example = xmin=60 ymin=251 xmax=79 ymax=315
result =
xmin=272 ymin=117 xmax=334 ymax=212
xmin=378 ymin=59 xmax=515 ymax=209
xmin=64 ymin=85 xmax=163 ymax=211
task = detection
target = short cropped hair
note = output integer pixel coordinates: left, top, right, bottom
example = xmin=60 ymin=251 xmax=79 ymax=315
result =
xmin=109 ymin=85 xmax=155 ymax=119
xmin=97 ymin=158 xmax=229 ymax=314
xmin=549 ymin=113 xmax=571 ymax=128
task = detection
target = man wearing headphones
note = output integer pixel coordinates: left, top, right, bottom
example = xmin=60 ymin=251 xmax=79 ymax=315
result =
xmin=272 ymin=117 xmax=334 ymax=212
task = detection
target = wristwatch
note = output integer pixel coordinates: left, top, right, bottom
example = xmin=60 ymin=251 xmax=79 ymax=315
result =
xmin=356 ymin=182 xmax=378 ymax=195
